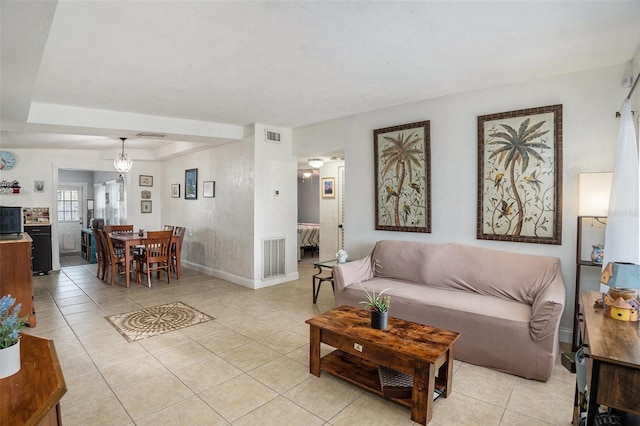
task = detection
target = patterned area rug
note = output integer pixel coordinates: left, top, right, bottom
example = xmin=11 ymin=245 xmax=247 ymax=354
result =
xmin=105 ymin=302 xmax=214 ymax=342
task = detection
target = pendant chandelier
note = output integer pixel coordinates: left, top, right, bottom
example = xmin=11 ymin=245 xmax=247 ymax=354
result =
xmin=113 ymin=137 xmax=132 ymax=173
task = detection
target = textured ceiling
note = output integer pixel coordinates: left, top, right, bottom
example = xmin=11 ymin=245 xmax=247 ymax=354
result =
xmin=1 ymin=0 xmax=639 ymax=158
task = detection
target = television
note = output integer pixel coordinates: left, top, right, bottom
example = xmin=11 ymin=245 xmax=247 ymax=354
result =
xmin=0 ymin=206 xmax=23 ymax=236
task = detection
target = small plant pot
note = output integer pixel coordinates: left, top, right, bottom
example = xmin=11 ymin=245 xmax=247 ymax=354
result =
xmin=371 ymin=311 xmax=388 ymax=330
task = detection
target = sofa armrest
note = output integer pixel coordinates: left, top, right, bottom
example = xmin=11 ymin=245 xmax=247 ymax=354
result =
xmin=333 ymin=256 xmax=375 ymax=292
xmin=529 ymin=275 xmax=565 ymax=342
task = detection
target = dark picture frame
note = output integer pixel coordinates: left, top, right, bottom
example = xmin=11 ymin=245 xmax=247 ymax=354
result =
xmin=477 ymin=104 xmax=563 ymax=245
xmin=203 ymin=181 xmax=215 ymax=198
xmin=139 ymin=175 xmax=153 ymax=187
xmin=185 ymin=168 xmax=197 ymax=200
xmin=171 ymin=183 xmax=180 ymax=198
xmin=141 ymin=200 xmax=152 ymax=213
xmin=374 ymin=120 xmax=431 ymax=233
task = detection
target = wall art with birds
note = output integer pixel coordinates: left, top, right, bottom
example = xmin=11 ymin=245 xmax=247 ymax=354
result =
xmin=478 ymin=105 xmax=562 ymax=244
xmin=374 ymin=121 xmax=431 ymax=233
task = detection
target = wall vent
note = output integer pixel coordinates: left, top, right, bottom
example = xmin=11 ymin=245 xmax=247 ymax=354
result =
xmin=262 ymin=238 xmax=285 ymax=279
xmin=265 ymin=130 xmax=281 ymax=143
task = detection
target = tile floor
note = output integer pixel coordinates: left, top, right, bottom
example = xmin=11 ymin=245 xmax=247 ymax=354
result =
xmin=23 ymin=257 xmax=576 ymax=425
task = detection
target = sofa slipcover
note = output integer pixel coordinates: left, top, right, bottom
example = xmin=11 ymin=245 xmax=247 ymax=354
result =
xmin=333 ymin=240 xmax=565 ymax=381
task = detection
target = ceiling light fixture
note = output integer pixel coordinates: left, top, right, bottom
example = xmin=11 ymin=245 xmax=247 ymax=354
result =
xmin=302 ymin=172 xmax=312 ymax=178
xmin=114 ymin=137 xmax=132 ymax=173
xmin=308 ymin=158 xmax=324 ymax=168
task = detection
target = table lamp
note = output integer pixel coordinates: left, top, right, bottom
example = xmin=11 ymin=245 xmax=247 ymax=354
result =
xmin=578 ymin=172 xmax=612 ymax=217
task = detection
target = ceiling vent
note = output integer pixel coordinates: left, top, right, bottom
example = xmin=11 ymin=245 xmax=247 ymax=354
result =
xmin=136 ymin=132 xmax=166 ymax=138
xmin=265 ymin=130 xmax=281 ymax=143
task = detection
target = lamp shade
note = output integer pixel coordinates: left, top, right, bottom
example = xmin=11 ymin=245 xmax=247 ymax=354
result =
xmin=578 ymin=172 xmax=612 ymax=216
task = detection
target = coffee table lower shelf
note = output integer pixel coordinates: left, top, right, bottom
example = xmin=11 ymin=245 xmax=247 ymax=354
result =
xmin=320 ymin=350 xmax=445 ymax=408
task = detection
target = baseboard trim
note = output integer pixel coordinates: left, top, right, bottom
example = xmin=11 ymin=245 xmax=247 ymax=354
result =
xmin=558 ymin=326 xmax=572 ymax=344
xmin=181 ymin=260 xmax=299 ymax=289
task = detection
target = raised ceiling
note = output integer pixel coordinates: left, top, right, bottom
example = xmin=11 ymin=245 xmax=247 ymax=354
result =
xmin=1 ymin=1 xmax=639 ymax=159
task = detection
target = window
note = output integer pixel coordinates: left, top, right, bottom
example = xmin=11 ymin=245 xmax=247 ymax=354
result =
xmin=57 ymin=189 xmax=80 ymax=221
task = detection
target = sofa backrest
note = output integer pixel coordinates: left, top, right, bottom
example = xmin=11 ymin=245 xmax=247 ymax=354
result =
xmin=372 ymin=240 xmax=561 ymax=305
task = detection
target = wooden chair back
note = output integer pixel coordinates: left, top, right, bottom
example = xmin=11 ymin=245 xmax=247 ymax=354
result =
xmin=171 ymin=227 xmax=186 ymax=278
xmin=105 ymin=225 xmax=133 ymax=234
xmin=97 ymin=228 xmax=127 ymax=286
xmin=137 ymin=230 xmax=173 ymax=287
xmin=92 ymin=229 xmax=106 ymax=280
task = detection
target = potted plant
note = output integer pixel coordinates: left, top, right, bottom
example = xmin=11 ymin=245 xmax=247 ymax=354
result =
xmin=0 ymin=294 xmax=26 ymax=378
xmin=359 ymin=283 xmax=391 ymax=329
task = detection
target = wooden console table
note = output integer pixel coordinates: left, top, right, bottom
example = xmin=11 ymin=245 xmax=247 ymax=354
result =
xmin=0 ymin=334 xmax=67 ymax=425
xmin=579 ymin=291 xmax=640 ymax=425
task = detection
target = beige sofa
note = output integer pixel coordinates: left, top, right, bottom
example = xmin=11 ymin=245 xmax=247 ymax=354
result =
xmin=333 ymin=240 xmax=565 ymax=381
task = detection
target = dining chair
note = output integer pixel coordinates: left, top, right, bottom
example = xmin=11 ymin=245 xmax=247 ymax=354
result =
xmin=94 ymin=229 xmax=110 ymax=282
xmin=105 ymin=224 xmax=139 ymax=255
xmin=92 ymin=228 xmax=107 ymax=281
xmin=171 ymin=227 xmax=186 ymax=279
xmin=105 ymin=225 xmax=133 ymax=234
xmin=100 ymin=228 xmax=131 ymax=286
xmin=135 ymin=230 xmax=173 ymax=287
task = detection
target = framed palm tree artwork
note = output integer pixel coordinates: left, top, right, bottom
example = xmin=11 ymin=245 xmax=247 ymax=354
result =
xmin=477 ymin=104 xmax=563 ymax=245
xmin=374 ymin=120 xmax=431 ymax=233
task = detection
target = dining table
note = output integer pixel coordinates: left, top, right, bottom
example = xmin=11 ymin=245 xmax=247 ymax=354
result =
xmin=109 ymin=232 xmax=181 ymax=288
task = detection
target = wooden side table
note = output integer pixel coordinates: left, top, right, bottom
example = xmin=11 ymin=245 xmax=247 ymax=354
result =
xmin=0 ymin=334 xmax=67 ymax=425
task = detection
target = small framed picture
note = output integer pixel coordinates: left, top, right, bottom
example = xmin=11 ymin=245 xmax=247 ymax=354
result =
xmin=203 ymin=181 xmax=215 ymax=198
xmin=185 ymin=168 xmax=197 ymax=200
xmin=171 ymin=184 xmax=180 ymax=198
xmin=34 ymin=180 xmax=45 ymax=193
xmin=141 ymin=200 xmax=152 ymax=213
xmin=322 ymin=177 xmax=335 ymax=198
xmin=139 ymin=175 xmax=153 ymax=187
xmin=141 ymin=190 xmax=151 ymax=199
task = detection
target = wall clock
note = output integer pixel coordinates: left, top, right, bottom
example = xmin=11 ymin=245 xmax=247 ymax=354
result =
xmin=0 ymin=151 xmax=16 ymax=170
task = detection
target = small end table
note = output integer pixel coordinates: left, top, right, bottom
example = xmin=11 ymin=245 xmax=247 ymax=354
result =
xmin=312 ymin=259 xmax=339 ymax=303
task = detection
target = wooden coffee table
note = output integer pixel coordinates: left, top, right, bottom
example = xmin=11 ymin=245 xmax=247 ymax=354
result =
xmin=306 ymin=305 xmax=459 ymax=425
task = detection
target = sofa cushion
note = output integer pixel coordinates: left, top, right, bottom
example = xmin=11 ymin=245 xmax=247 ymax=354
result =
xmin=356 ymin=278 xmax=532 ymax=323
xmin=372 ymin=240 xmax=561 ymax=305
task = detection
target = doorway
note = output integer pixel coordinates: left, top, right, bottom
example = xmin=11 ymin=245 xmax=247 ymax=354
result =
xmin=55 ymin=170 xmax=124 ymax=268
xmin=57 ymin=184 xmax=85 ymax=255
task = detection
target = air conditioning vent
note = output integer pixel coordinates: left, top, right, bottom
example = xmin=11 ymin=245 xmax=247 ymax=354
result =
xmin=265 ymin=130 xmax=281 ymax=143
xmin=263 ymin=238 xmax=285 ymax=279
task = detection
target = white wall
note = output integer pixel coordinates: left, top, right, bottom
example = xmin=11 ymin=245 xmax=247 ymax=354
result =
xmin=252 ymin=124 xmax=298 ymax=288
xmin=631 ymin=50 xmax=640 ymax=111
xmin=0 ymin=148 xmax=162 ymax=270
xmin=294 ymin=64 xmax=632 ymax=342
xmin=159 ymin=124 xmax=298 ymax=289
xmin=159 ymin=139 xmax=254 ymax=283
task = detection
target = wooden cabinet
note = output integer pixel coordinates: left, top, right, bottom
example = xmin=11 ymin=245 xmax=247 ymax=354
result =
xmin=0 ymin=233 xmax=35 ymax=327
